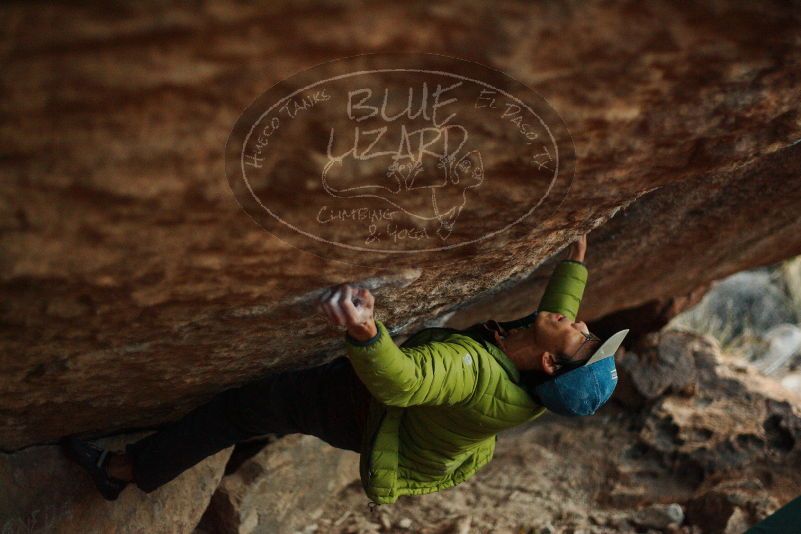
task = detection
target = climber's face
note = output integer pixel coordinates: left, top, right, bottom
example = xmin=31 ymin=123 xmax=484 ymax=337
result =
xmin=533 ymin=311 xmax=600 ymax=371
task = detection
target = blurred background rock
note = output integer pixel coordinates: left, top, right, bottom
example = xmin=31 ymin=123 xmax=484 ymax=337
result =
xmin=667 ymin=255 xmax=801 ymax=395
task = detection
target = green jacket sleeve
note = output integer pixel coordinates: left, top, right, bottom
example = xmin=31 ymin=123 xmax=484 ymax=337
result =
xmin=536 ymin=259 xmax=589 ymax=321
xmin=344 ymin=319 xmax=478 ymax=408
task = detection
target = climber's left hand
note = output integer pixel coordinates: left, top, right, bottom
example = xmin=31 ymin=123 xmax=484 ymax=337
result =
xmin=567 ymin=234 xmax=587 ymax=263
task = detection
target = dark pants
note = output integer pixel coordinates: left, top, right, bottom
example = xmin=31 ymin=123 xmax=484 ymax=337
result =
xmin=124 ymin=356 xmax=371 ymax=493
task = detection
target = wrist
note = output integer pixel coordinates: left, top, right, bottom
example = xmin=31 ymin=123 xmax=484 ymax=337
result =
xmin=347 ymin=320 xmax=378 ymax=342
xmin=565 ymin=251 xmax=583 ymax=263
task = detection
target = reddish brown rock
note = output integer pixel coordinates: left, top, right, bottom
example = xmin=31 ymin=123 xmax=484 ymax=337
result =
xmin=587 ymin=283 xmax=712 ymax=349
xmin=1 ymin=1 xmax=800 ymax=463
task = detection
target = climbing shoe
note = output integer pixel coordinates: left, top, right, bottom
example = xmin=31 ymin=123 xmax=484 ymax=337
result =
xmin=60 ymin=435 xmax=130 ymax=501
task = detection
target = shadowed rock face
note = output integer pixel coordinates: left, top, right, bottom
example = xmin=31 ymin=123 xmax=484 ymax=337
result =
xmin=195 ymin=434 xmax=359 ymax=534
xmin=1 ymin=0 xmax=801 ymax=453
xmin=0 ymin=432 xmax=232 ymax=534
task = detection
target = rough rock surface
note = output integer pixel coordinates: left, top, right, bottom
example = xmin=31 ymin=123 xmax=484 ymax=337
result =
xmin=613 ymin=330 xmax=700 ymax=408
xmin=194 ymin=434 xmax=359 ymax=534
xmin=0 ymin=432 xmax=231 ymax=534
xmin=586 ymin=283 xmax=712 ymax=348
xmin=311 ymin=330 xmax=801 ymax=533
xmin=2 ymin=0 xmax=801 ymax=452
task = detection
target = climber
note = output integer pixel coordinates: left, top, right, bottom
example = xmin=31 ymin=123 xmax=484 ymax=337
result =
xmin=60 ymin=233 xmax=628 ymax=506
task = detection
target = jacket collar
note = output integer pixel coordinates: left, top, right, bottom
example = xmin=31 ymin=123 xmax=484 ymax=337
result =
xmin=496 ymin=310 xmax=539 ymax=332
xmin=478 ymin=310 xmax=541 ymax=383
xmin=479 ymin=320 xmax=521 ymax=384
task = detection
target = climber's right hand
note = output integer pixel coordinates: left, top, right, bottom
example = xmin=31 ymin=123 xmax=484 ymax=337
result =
xmin=316 ymin=283 xmax=378 ymax=341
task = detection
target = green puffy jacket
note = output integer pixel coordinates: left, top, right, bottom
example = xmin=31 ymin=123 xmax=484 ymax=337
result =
xmin=344 ymin=259 xmax=589 ymax=505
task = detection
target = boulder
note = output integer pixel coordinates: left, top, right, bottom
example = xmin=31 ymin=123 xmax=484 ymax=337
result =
xmin=587 ymin=283 xmax=711 ymax=350
xmin=1 ymin=0 xmax=801 ymax=531
xmin=633 ymin=334 xmax=801 ymax=531
xmin=685 ymin=480 xmax=779 ymax=534
xmin=677 ymin=271 xmax=797 ymax=342
xmin=2 ymin=0 xmax=801 ymax=453
xmin=0 ymin=432 xmax=231 ymax=533
xmin=613 ymin=330 xmax=701 ymax=408
xmin=194 ymin=434 xmax=359 ymax=534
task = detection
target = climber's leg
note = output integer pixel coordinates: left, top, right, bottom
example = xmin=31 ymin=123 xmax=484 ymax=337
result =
xmin=278 ymin=355 xmax=370 ymax=453
xmin=124 ymin=356 xmax=370 ymax=493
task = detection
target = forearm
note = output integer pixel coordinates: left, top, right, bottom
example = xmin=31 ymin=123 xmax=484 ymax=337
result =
xmin=345 ymin=320 xmax=479 ymax=407
xmin=537 ymin=259 xmax=588 ymax=320
xmin=344 ymin=320 xmax=419 ymax=405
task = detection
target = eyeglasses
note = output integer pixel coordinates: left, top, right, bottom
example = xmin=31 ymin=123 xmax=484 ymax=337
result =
xmin=555 ymin=329 xmax=602 ymax=372
xmin=574 ymin=329 xmax=602 ymax=357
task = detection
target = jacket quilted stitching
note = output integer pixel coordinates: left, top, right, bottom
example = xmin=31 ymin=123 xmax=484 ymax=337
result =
xmin=344 ymin=259 xmax=588 ymax=504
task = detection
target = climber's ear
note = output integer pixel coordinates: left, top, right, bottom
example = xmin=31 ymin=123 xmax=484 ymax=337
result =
xmin=540 ymin=351 xmax=559 ymax=375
